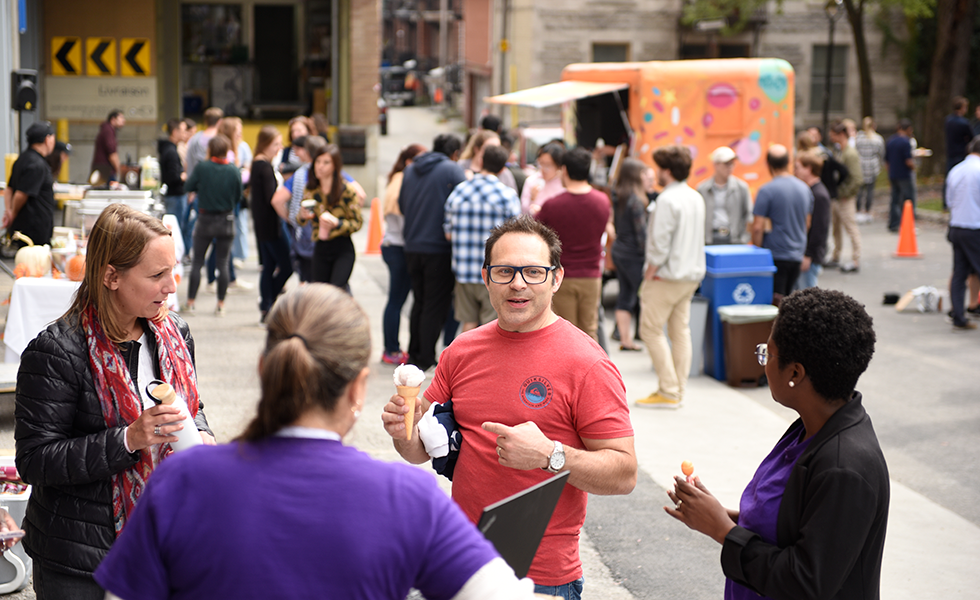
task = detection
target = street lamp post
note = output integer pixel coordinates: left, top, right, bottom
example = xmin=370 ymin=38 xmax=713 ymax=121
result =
xmin=822 ymin=0 xmax=844 ymax=145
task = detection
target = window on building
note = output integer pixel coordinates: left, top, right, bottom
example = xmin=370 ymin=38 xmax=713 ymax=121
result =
xmin=181 ymin=5 xmax=245 ymax=64
xmin=679 ymin=43 xmax=750 ymax=60
xmin=593 ymin=43 xmax=630 ymax=63
xmin=810 ymin=45 xmax=847 ymax=113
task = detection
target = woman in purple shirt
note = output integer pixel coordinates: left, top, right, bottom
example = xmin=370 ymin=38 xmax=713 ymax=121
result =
xmin=95 ymin=285 xmax=536 ymax=600
xmin=666 ymin=288 xmax=889 ymax=600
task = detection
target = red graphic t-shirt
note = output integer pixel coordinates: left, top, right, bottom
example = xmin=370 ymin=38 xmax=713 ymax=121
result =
xmin=423 ymin=318 xmax=634 ymax=586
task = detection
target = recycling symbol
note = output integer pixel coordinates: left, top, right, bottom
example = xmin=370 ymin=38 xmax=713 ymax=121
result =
xmin=733 ymin=283 xmax=755 ymax=304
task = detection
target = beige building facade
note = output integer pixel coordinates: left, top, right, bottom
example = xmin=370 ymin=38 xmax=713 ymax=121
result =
xmin=487 ymin=0 xmax=907 ymax=131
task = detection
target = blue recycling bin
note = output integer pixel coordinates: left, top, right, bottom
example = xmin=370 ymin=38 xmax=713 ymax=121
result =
xmin=701 ymin=245 xmax=776 ymax=382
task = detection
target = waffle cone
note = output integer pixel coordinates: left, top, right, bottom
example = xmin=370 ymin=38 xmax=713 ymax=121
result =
xmin=396 ymin=385 xmax=420 ymax=440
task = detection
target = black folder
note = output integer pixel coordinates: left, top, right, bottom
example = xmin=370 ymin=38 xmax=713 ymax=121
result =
xmin=476 ymin=471 xmax=570 ymax=578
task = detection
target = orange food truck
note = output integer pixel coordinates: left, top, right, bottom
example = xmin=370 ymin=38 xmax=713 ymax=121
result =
xmin=488 ymin=58 xmax=796 ymax=193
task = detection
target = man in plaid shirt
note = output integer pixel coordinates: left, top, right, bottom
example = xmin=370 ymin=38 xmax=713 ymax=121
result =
xmin=445 ymin=145 xmax=522 ymax=332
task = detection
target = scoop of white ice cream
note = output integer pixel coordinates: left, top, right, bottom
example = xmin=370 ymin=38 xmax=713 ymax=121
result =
xmin=393 ymin=364 xmax=425 ymax=387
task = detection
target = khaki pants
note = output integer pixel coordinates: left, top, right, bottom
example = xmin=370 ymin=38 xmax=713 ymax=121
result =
xmin=638 ymin=279 xmax=701 ymax=400
xmin=552 ymin=277 xmax=602 ymax=341
xmin=831 ymin=196 xmax=861 ymax=264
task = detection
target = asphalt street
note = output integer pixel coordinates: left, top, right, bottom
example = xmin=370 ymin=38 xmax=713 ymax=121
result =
xmin=0 ymin=106 xmax=976 ymax=599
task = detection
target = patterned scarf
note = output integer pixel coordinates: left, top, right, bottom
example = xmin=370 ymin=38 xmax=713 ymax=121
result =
xmin=81 ymin=305 xmax=200 ymax=536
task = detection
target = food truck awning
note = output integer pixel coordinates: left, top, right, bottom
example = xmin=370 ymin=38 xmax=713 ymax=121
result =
xmin=485 ymin=81 xmax=629 ymax=109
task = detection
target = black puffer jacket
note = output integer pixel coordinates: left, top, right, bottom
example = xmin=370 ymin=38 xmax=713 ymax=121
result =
xmin=14 ymin=313 xmax=211 ymax=576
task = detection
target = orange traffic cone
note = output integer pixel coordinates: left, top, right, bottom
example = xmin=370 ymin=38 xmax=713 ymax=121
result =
xmin=364 ymin=198 xmax=383 ymax=255
xmin=894 ymin=200 xmax=921 ymax=258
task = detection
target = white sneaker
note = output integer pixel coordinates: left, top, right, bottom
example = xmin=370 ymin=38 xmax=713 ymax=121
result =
xmin=228 ymin=279 xmax=255 ymax=292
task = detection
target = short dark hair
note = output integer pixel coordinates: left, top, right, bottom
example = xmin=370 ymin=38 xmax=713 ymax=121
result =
xmin=166 ymin=118 xmax=183 ymax=136
xmin=207 ymin=134 xmax=231 ymax=158
xmin=433 ymin=133 xmax=462 ymax=158
xmin=767 ymin=146 xmax=790 ymax=171
xmin=482 ymin=145 xmax=509 ymax=174
xmin=484 ymin=215 xmax=562 ymax=270
xmin=897 ymin=118 xmax=913 ymax=132
xmin=304 ymin=135 xmax=327 ymax=156
xmin=203 ymin=107 xmax=224 ymax=128
xmin=480 ymin=114 xmax=502 ymax=133
xmin=538 ymin=143 xmax=565 ymax=167
xmin=831 ymin=122 xmax=848 ymax=136
xmin=953 ymin=96 xmax=968 ymax=112
xmin=968 ymin=135 xmax=980 ymax=155
xmin=500 ymin=133 xmax=515 ymax=152
xmin=107 ymin=109 xmax=124 ymax=122
xmin=562 ymin=147 xmax=592 ymax=182
xmin=652 ymin=145 xmax=692 ymax=181
xmin=772 ymin=288 xmax=875 ymax=402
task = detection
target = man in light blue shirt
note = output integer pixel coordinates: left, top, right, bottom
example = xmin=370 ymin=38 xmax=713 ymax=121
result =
xmin=946 ymin=135 xmax=980 ymax=330
xmin=444 ymin=145 xmax=521 ymax=332
xmin=752 ymin=145 xmax=813 ymax=301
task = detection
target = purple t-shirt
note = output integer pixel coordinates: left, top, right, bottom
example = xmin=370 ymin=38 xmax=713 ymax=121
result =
xmin=95 ymin=437 xmax=499 ymax=600
xmin=725 ymin=423 xmax=813 ymax=600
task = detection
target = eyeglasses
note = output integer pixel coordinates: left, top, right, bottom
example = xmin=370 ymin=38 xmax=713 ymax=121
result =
xmin=755 ymin=343 xmax=770 ymax=366
xmin=486 ymin=265 xmax=556 ymax=285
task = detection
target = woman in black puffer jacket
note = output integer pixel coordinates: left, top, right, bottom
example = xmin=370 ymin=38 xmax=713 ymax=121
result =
xmin=15 ymin=204 xmax=214 ymax=599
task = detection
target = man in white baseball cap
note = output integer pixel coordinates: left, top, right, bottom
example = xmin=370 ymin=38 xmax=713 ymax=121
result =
xmin=696 ymin=146 xmax=753 ymax=244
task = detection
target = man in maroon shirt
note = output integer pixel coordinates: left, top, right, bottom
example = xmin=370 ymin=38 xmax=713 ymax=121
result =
xmin=91 ymin=109 xmax=125 ymax=183
xmin=535 ymin=147 xmax=611 ymax=342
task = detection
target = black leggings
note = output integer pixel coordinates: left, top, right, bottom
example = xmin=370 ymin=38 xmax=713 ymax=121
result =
xmin=189 ymin=212 xmax=234 ymax=301
xmin=312 ymin=236 xmax=356 ymax=291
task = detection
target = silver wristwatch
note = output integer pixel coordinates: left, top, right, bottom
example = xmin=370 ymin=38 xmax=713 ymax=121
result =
xmin=544 ymin=440 xmax=565 ymax=473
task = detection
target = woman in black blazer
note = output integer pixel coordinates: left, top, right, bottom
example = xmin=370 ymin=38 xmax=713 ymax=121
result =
xmin=667 ymin=288 xmax=889 ymax=600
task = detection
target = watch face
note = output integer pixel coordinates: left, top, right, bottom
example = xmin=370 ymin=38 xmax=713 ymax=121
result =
xmin=550 ymin=451 xmax=565 ymax=471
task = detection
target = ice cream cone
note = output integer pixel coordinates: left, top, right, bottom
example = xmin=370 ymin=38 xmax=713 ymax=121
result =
xmin=396 ymin=385 xmax=421 ymax=440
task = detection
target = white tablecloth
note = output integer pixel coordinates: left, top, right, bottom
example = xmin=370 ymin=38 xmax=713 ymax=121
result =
xmin=4 ymin=278 xmax=81 ymax=364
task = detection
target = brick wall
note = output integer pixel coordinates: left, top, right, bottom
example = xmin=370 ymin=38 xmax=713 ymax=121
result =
xmin=349 ymin=0 xmax=380 ymax=126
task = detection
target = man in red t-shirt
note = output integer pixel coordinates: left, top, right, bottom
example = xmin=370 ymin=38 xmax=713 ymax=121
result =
xmin=383 ymin=216 xmax=636 ymax=598
xmin=535 ymin=147 xmax=611 ymax=342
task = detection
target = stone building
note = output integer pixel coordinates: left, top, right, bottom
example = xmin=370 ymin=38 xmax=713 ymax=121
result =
xmin=483 ymin=0 xmax=907 ymax=131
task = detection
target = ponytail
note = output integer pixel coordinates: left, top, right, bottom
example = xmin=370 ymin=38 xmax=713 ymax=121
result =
xmin=238 ymin=284 xmax=371 ymax=442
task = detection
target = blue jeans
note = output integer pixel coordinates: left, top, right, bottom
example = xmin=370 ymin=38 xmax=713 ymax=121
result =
xmin=888 ymin=178 xmax=916 ymax=231
xmin=259 ymin=237 xmax=293 ymax=313
xmin=233 ymin=205 xmax=249 ymax=260
xmin=381 ymin=244 xmax=412 ymax=354
xmin=534 ymin=577 xmax=584 ymax=600
xmin=163 ymin=194 xmax=188 ymax=234
xmin=183 ymin=198 xmax=197 ymax=259
xmin=795 ymin=263 xmax=822 ymax=290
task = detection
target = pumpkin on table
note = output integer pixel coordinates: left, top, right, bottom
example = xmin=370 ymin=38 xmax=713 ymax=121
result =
xmin=12 ymin=232 xmax=51 ymax=277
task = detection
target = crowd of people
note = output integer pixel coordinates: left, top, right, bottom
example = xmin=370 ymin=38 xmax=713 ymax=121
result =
xmin=8 ymin=97 xmax=980 ymax=599
xmin=153 ymin=107 xmax=369 ymax=323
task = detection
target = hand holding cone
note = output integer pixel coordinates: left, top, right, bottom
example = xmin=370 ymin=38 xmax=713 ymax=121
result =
xmin=396 ymin=385 xmax=420 ymax=440
xmin=393 ymin=364 xmax=426 ymax=441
